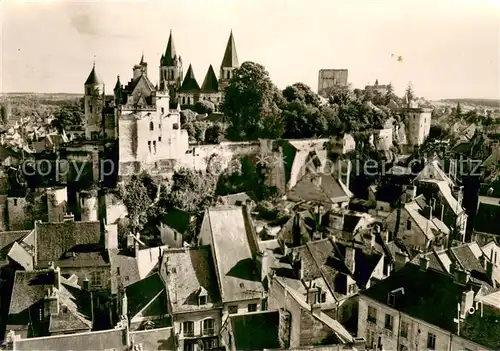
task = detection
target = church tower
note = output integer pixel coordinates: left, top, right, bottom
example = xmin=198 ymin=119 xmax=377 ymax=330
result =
xmin=159 ymin=30 xmax=183 ymax=103
xmin=84 ymin=63 xmax=105 ymax=140
xmin=219 ymin=30 xmax=239 ymax=90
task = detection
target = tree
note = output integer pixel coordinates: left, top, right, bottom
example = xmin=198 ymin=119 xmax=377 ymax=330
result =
xmin=50 ymin=100 xmax=84 ymax=133
xmin=184 ymin=120 xmax=207 ymax=144
xmin=180 ymin=109 xmax=197 ymax=124
xmin=205 ymin=123 xmax=224 ymax=144
xmin=282 ymin=83 xmax=320 ymax=107
xmin=323 ymin=84 xmax=353 ymax=105
xmin=405 ymin=82 xmax=415 ymax=103
xmin=223 ymin=61 xmax=285 ymax=140
xmin=194 ymin=100 xmax=216 ymax=115
xmin=456 ymin=102 xmax=463 ymax=118
xmin=384 ymin=83 xmax=397 ymax=105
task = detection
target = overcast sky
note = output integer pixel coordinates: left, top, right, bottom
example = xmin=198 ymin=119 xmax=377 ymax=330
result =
xmin=1 ymin=0 xmax=499 ymax=100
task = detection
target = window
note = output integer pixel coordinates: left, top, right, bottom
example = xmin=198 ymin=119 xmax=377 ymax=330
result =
xmin=427 ymin=332 xmax=436 ymax=350
xmin=182 ymin=97 xmax=186 ymax=105
xmin=90 ymin=271 xmax=103 ymax=288
xmin=366 ymin=329 xmax=375 ymax=349
xmin=406 ymin=220 xmax=412 ymax=230
xmin=315 ymin=290 xmax=326 ymax=304
xmin=161 ymin=107 xmax=164 ymax=114
xmin=248 ymin=303 xmax=257 ymax=312
xmin=173 ymin=123 xmax=179 ymax=130
xmin=400 ymin=320 xmax=409 ymax=338
xmin=226 ymin=71 xmax=230 ymax=79
xmin=367 ymin=306 xmax=377 ymax=323
xmin=148 ymin=141 xmax=151 ymax=152
xmin=495 ymin=252 xmax=498 ymax=264
xmin=184 ymin=343 xmax=194 ymax=351
xmin=153 ymin=140 xmax=156 ymax=153
xmin=203 ymin=318 xmax=214 ymax=335
xmin=158 ymin=136 xmax=162 ymax=142
xmin=187 ymin=97 xmax=191 ymax=105
xmin=159 ymin=123 xmax=162 ymax=129
xmin=384 ymin=313 xmax=393 ymax=331
xmin=261 ymin=299 xmax=268 ymax=311
xmin=13 ymin=199 xmax=17 ymax=206
xmin=86 ymin=87 xmax=91 ymax=95
xmin=170 ymin=70 xmax=174 ymax=80
xmin=348 ymin=283 xmax=357 ymax=294
xmin=228 ymin=305 xmax=238 ymax=314
xmin=149 ymin=122 xmax=154 ymax=131
xmin=183 ymin=321 xmax=194 ymax=337
xmin=90 ymin=105 xmax=93 ymax=113
xmin=199 ymin=295 xmax=207 ymax=305
xmin=202 ymin=340 xmax=216 ymax=350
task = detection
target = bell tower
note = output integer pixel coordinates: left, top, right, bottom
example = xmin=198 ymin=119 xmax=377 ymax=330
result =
xmin=159 ymin=30 xmax=183 ymax=103
xmin=219 ymin=30 xmax=239 ymax=90
xmin=84 ymin=61 xmax=105 ymax=140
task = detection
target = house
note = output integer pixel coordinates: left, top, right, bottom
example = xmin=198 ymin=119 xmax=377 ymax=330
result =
xmin=160 ymin=247 xmax=222 ymax=351
xmin=108 ymin=248 xmax=141 ymax=294
xmin=120 ymin=272 xmax=171 ymax=331
xmin=473 ymin=195 xmax=500 ymax=238
xmin=129 ymin=326 xmax=176 ymax=350
xmin=286 ymin=172 xmax=352 ymax=211
xmin=157 ymin=207 xmax=192 ymax=248
xmin=198 ymin=206 xmax=266 ymax=316
xmin=383 ymin=188 xmax=450 ymax=255
xmin=357 ymin=257 xmax=500 ymax=351
xmin=6 ymin=264 xmax=92 ymax=339
xmin=276 ymin=211 xmax=316 ymax=252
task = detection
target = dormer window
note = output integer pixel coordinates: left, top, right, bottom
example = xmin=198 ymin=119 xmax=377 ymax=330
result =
xmin=199 ymin=295 xmax=207 ymax=305
xmin=198 ymin=287 xmax=208 ymax=306
xmin=149 ymin=122 xmax=154 ymax=131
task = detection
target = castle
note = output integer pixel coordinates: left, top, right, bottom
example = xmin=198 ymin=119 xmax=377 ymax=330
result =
xmin=82 ymin=31 xmax=240 ymax=176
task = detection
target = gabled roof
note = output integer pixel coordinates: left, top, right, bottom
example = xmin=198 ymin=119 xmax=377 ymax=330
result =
xmin=418 ymin=179 xmax=463 ymax=216
xmin=221 ymin=31 xmax=239 ymax=68
xmin=108 ymin=248 xmax=141 ymax=293
xmin=35 ymin=221 xmax=102 ymax=266
xmin=0 ymin=230 xmax=32 ymax=260
xmin=201 ymin=65 xmax=219 ymax=92
xmin=125 ymin=273 xmax=168 ymax=320
xmin=276 ymin=211 xmax=314 ymax=248
xmin=179 ymin=64 xmax=200 ymax=92
xmin=163 ymin=31 xmax=178 ymax=66
xmin=162 ymin=247 xmax=221 ymax=313
xmin=287 ymin=173 xmax=351 ymax=204
xmin=84 ymin=65 xmax=103 ymax=86
xmin=203 ymin=206 xmax=264 ymax=302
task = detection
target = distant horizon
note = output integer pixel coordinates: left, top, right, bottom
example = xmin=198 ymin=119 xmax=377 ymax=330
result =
xmin=1 ymin=0 xmax=499 ymax=100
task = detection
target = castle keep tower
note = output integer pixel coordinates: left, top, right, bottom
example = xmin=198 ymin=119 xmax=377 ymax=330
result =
xmin=84 ymin=63 xmax=105 ymax=140
xmin=219 ymin=31 xmax=239 ymax=90
xmin=159 ymin=30 xmax=183 ymax=103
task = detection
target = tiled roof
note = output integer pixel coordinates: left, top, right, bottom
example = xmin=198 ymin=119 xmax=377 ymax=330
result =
xmin=287 ymin=173 xmax=350 ymax=204
xmin=35 ymin=221 xmax=102 ymax=266
xmin=9 ymin=269 xmax=56 ymax=315
xmin=13 ymin=327 xmax=127 ymax=351
xmin=220 ymin=31 xmax=239 ymax=68
xmin=449 ymin=243 xmax=485 ymax=274
xmin=419 ymin=179 xmax=463 ymax=216
xmin=160 ymin=207 xmax=191 ymax=234
xmin=179 ymin=64 xmax=200 ymax=92
xmin=130 ymin=326 xmax=175 ymax=350
xmin=109 ymin=248 xmax=141 ymax=293
xmin=162 ymin=247 xmax=221 ymax=313
xmin=125 ymin=272 xmax=167 ymax=319
xmin=230 ymin=311 xmax=281 ymax=350
xmin=204 ymin=206 xmax=264 ymax=302
xmin=56 ymin=251 xmax=109 ymax=268
xmin=0 ymin=230 xmax=32 ymax=260
xmin=361 ymin=263 xmax=499 ymax=350
xmin=201 ymin=65 xmax=219 ymax=93
xmin=276 ymin=212 xmax=313 ymax=248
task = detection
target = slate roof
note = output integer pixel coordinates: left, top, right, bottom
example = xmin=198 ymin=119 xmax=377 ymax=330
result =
xmin=179 ymin=64 xmax=200 ymax=92
xmin=160 ymin=207 xmax=191 ymax=234
xmin=0 ymin=230 xmax=32 ymax=260
xmin=125 ymin=272 xmax=167 ymax=319
xmin=230 ymin=311 xmax=281 ymax=350
xmin=130 ymin=326 xmax=175 ymax=351
xmin=35 ymin=221 xmax=102 ymax=266
xmin=287 ymin=173 xmax=351 ymax=204
xmin=201 ymin=65 xmax=219 ymax=92
xmin=276 ymin=211 xmax=313 ymax=248
xmin=419 ymin=179 xmax=463 ymax=216
xmin=203 ymin=206 xmax=264 ymax=302
xmin=84 ymin=65 xmax=103 ymax=86
xmin=13 ymin=327 xmax=127 ymax=351
xmin=361 ymin=263 xmax=499 ymax=350
xmin=221 ymin=31 xmax=239 ymax=68
xmin=163 ymin=247 xmax=221 ymax=313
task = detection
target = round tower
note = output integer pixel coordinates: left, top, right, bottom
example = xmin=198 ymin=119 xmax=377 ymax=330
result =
xmin=84 ymin=62 xmax=105 ymax=140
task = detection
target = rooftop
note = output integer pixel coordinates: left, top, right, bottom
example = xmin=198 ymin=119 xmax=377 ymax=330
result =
xmin=162 ymin=247 xmax=221 ymax=313
xmin=229 ymin=311 xmax=282 ymax=350
xmin=287 ymin=173 xmax=351 ymax=204
xmin=125 ymin=272 xmax=168 ymax=320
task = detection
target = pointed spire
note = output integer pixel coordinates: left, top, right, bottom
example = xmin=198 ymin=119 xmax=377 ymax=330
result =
xmin=163 ymin=30 xmax=178 ymax=66
xmin=85 ymin=63 xmax=103 ymax=85
xmin=114 ymin=75 xmax=121 ymax=90
xmin=201 ymin=65 xmax=219 ymax=92
xmin=221 ymin=30 xmax=239 ymax=68
xmin=179 ymin=64 xmax=200 ymax=92
xmin=140 ymin=52 xmax=145 ymax=65
xmin=375 ymin=79 xmax=379 ymax=86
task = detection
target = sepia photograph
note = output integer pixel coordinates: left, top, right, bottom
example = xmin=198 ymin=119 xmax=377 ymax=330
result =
xmin=0 ymin=0 xmax=499 ymax=350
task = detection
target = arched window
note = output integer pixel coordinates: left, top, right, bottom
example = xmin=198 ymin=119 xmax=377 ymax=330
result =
xmin=149 ymin=121 xmax=154 ymax=131
xmin=170 ymin=70 xmax=174 ymax=80
xmin=227 ymin=71 xmax=230 ymax=79
xmin=182 ymin=96 xmax=186 ymax=105
xmin=187 ymin=97 xmax=191 ymax=105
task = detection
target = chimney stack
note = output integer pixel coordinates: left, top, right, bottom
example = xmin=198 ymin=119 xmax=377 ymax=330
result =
xmin=54 ymin=266 xmax=61 ymax=290
xmin=255 ymin=250 xmax=270 ymax=283
xmin=44 ymin=287 xmax=59 ymax=317
xmin=345 ymin=245 xmax=356 ymax=274
xmin=121 ymin=293 xmax=128 ymax=317
xmin=83 ymin=278 xmax=90 ymax=290
xmin=419 ymin=254 xmax=430 ymax=271
xmin=486 ymin=261 xmax=497 ymax=288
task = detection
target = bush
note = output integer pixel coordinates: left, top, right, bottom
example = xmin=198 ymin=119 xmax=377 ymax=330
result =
xmin=205 ymin=123 xmax=224 ymax=144
xmin=194 ymin=100 xmax=215 ymax=115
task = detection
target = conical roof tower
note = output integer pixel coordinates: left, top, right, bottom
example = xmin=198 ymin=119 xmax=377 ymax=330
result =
xmin=220 ymin=30 xmax=239 ymax=68
xmin=201 ymin=65 xmax=219 ymax=92
xmin=180 ymin=64 xmax=200 ymax=92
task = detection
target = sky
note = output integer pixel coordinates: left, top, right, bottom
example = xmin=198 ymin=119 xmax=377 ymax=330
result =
xmin=1 ymin=0 xmax=499 ymax=100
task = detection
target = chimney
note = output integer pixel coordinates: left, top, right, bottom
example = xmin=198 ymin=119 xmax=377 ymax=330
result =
xmin=255 ymin=250 xmax=270 ymax=283
xmin=83 ymin=278 xmax=90 ymax=290
xmin=105 ymin=224 xmax=119 ymax=250
xmin=370 ymin=233 xmax=376 ymax=249
xmin=454 ymin=267 xmax=470 ymax=285
xmin=459 ymin=290 xmax=474 ymax=318
xmin=345 ymin=246 xmax=356 ymax=274
xmin=419 ymin=254 xmax=430 ymax=271
xmin=44 ymin=287 xmax=59 ymax=317
xmin=452 ymin=186 xmax=464 ymax=205
xmin=381 ymin=230 xmax=389 ymax=244
xmin=292 ymin=253 xmax=304 ymax=280
xmin=403 ymin=185 xmax=417 ymax=203
xmin=121 ymin=293 xmax=128 ymax=317
xmin=486 ymin=261 xmax=497 ymax=288
xmin=54 ymin=266 xmax=61 ymax=290
xmin=306 ymin=286 xmax=317 ymax=305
